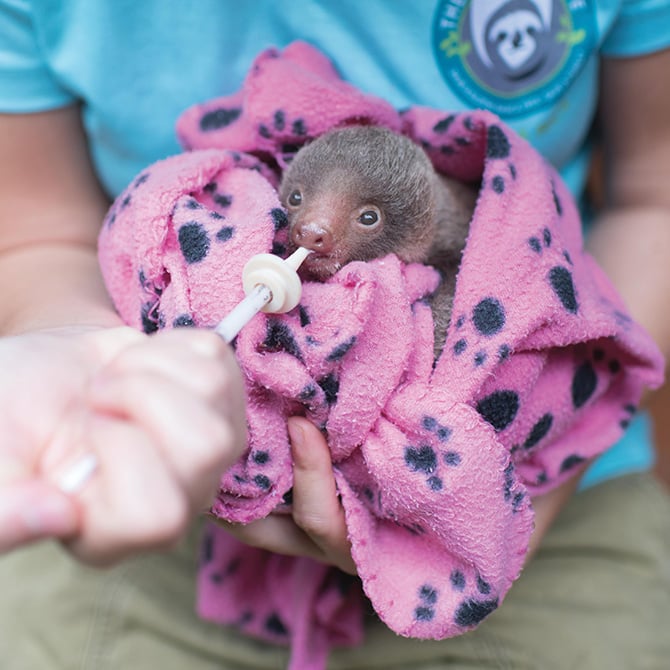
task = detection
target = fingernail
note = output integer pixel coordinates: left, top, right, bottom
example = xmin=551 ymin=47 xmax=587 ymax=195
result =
xmin=187 ymin=333 xmax=221 ymax=358
xmin=22 ymin=494 xmax=77 ymax=536
xmin=287 ymin=419 xmax=305 ymax=449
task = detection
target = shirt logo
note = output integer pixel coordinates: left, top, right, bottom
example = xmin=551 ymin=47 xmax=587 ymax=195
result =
xmin=433 ymin=0 xmax=596 ymax=117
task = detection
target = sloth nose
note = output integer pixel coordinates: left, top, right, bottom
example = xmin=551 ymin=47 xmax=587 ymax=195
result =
xmin=291 ymin=223 xmax=334 ymax=253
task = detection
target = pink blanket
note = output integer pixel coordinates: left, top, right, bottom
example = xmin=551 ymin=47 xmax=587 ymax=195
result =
xmin=98 ymin=42 xmax=664 ymax=670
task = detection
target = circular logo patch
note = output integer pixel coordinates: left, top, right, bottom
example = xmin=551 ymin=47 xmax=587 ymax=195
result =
xmin=433 ymin=0 xmax=596 ymax=117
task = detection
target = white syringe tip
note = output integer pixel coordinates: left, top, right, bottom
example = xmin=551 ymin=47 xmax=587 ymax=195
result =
xmin=242 ymin=248 xmax=311 ymax=314
xmin=284 ymin=246 xmax=313 ymax=271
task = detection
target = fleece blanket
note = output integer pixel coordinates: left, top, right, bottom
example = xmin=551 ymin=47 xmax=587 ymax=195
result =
xmin=98 ymin=41 xmax=664 ymax=670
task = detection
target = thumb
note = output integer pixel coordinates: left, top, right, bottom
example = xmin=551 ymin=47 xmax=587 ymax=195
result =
xmin=0 ymin=481 xmax=79 ymax=553
xmin=288 ymin=416 xmax=333 ymax=477
xmin=287 ymin=417 xmax=357 ymax=574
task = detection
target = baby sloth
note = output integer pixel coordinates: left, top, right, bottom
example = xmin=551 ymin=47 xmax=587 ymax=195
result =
xmin=279 ymin=125 xmax=477 ymax=357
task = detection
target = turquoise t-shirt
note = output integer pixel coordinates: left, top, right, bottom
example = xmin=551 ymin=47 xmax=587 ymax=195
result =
xmin=2 ymin=0 xmax=669 ymax=197
xmin=1 ymin=0 xmax=669 ymax=485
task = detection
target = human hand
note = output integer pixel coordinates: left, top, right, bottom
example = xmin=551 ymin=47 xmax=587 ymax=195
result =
xmin=215 ymin=416 xmax=583 ymax=574
xmin=0 ymin=326 xmax=246 ymax=564
xmin=215 ymin=416 xmax=357 ymax=575
xmin=0 ymin=478 xmax=79 ymax=554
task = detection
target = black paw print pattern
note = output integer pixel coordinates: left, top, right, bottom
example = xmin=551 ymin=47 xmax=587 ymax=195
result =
xmin=356 ymin=397 xmax=533 ymax=639
xmin=184 ymin=95 xmax=317 ymax=167
xmin=408 ymin=115 xmax=636 ymax=498
xmin=527 ymin=223 xmax=578 ymax=315
xmin=487 ymin=336 xmax=634 ymax=492
xmin=198 ymin=520 xmax=366 ymax=664
xmin=409 ymin=573 xmax=499 ymax=631
xmin=403 ymin=415 xmax=460 ymax=492
xmin=172 ymin=191 xmax=242 ymax=270
xmin=484 ymin=124 xmax=514 ymax=196
xmin=100 ymin=148 xmax=280 ymax=338
xmin=253 ymin=306 xmax=360 ymax=425
xmin=176 ymin=40 xmax=404 ymax=181
xmin=199 ymin=107 xmax=242 ymax=133
xmin=223 ymin=459 xmax=275 ymax=506
xmin=257 ymin=108 xmax=310 ymax=165
xmin=450 ymin=296 xmax=512 ymax=370
xmin=414 ymin=583 xmax=439 ymax=622
xmin=432 ymin=125 xmax=578 ymax=376
xmin=487 ymin=126 xmax=579 ymax=326
xmin=217 ymin=261 xmax=412 ymax=510
xmin=407 ymin=111 xmax=487 ymax=184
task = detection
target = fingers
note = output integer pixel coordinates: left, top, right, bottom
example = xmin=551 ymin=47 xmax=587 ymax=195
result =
xmin=88 ymin=328 xmax=247 ymax=507
xmin=61 ymin=413 xmax=193 ymax=566
xmin=24 ymin=326 xmax=354 ymax=573
xmin=288 ymin=417 xmax=356 ymax=574
xmin=97 ymin=328 xmax=234 ymax=398
xmin=212 ymin=513 xmax=325 ymax=562
xmin=212 ymin=418 xmax=357 ymax=574
xmin=88 ymin=370 xmax=239 ymax=511
xmin=0 ymin=481 xmax=79 ymax=553
xmin=42 ymin=328 xmax=247 ymax=565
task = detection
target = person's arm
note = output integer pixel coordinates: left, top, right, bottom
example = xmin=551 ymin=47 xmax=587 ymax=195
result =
xmin=0 ymin=107 xmax=247 ymax=562
xmin=0 ymin=107 xmax=119 ymax=332
xmin=586 ymin=48 xmax=670 ymax=489
xmin=649 ymin=383 xmax=670 ymax=488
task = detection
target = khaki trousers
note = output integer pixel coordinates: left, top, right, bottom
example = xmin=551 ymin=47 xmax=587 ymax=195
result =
xmin=1 ymin=472 xmax=669 ymax=670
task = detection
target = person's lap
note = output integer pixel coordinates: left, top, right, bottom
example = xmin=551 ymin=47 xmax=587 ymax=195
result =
xmin=1 ymin=472 xmax=668 ymax=670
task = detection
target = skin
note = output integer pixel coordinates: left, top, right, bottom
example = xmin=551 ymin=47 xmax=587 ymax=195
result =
xmin=586 ymin=50 xmax=670 ymax=491
xmin=649 ymin=383 xmax=670 ymax=489
xmin=0 ymin=109 xmax=247 ymax=563
xmin=0 ymin=326 xmax=246 ymax=563
xmin=1 ymin=48 xmax=668 ymax=570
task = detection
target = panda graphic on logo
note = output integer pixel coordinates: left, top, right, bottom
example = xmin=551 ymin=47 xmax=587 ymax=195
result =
xmin=433 ymin=0 xmax=594 ymax=116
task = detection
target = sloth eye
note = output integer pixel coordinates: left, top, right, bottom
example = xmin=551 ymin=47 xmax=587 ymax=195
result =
xmin=358 ymin=210 xmax=379 ymax=226
xmin=287 ymin=190 xmax=302 ymax=206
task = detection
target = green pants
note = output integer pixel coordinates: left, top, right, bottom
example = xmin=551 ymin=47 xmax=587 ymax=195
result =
xmin=2 ymin=472 xmax=669 ymax=670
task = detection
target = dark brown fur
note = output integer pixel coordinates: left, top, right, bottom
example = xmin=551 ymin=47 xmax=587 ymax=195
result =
xmin=279 ymin=125 xmax=477 ymax=356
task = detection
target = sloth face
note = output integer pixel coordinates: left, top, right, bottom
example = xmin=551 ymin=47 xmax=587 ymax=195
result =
xmin=486 ymin=9 xmax=548 ymax=80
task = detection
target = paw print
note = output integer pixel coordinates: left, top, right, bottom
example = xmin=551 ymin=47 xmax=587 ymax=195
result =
xmin=527 ymin=226 xmax=578 ymax=314
xmin=450 ymin=297 xmax=511 ymax=369
xmin=413 ymin=583 xmax=438 ymax=622
xmin=404 ymin=416 xmax=462 ymax=491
